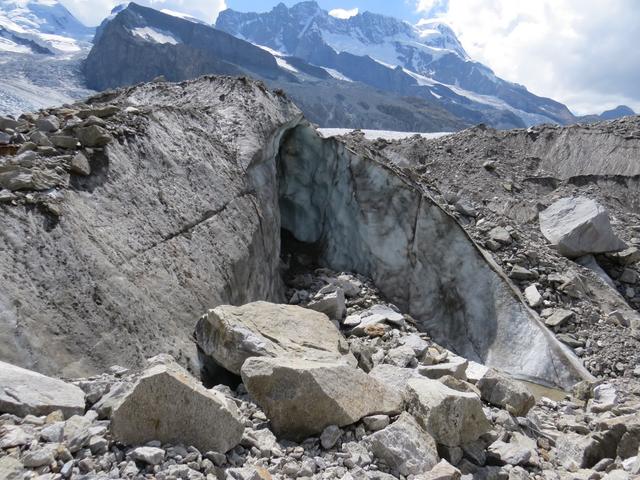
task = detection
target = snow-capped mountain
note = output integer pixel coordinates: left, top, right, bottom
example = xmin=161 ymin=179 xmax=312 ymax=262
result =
xmin=0 ymin=0 xmax=93 ymax=54
xmin=216 ymin=1 xmax=575 ymax=127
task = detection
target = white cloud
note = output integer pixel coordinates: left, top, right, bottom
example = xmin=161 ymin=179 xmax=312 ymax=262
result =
xmin=329 ymin=7 xmax=359 ymax=19
xmin=61 ymin=0 xmax=227 ymax=26
xmin=418 ymin=0 xmax=640 ymax=114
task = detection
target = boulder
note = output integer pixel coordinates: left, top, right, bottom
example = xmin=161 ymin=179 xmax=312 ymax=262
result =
xmin=476 ymin=369 xmax=535 ymax=416
xmin=421 ymin=460 xmax=462 ymax=480
xmin=0 ymin=361 xmax=85 ymax=418
xmin=407 ymin=377 xmax=490 ymax=447
xmin=129 ymin=446 xmax=165 ymax=465
xmin=524 ymin=285 xmax=542 ymax=308
xmin=75 ymin=125 xmax=112 ymax=147
xmin=555 ymin=432 xmax=608 ymax=469
xmin=110 ymin=362 xmax=243 ymax=453
xmin=0 ymin=456 xmax=24 ymax=480
xmin=365 ymin=412 xmax=439 ymax=476
xmin=240 ymin=356 xmax=403 ymax=440
xmin=385 ymin=345 xmax=416 ymax=367
xmin=36 ymin=115 xmax=60 ymax=132
xmin=539 ymin=197 xmax=625 ymax=258
xmin=419 ymin=358 xmax=468 ymax=380
xmin=369 ymin=364 xmax=422 ymax=400
xmin=544 ymin=309 xmax=574 ymax=328
xmin=69 ymin=152 xmax=91 ymax=176
xmin=307 ymin=287 xmax=346 ymax=320
xmin=195 ymin=302 xmax=354 ymax=375
xmin=50 ymin=135 xmax=78 ymax=149
xmin=349 ymin=305 xmax=406 ymax=335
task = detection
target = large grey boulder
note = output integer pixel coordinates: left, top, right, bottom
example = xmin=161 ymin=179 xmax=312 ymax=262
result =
xmin=539 ymin=197 xmax=625 ymax=258
xmin=195 ymin=302 xmax=355 ymax=375
xmin=406 ymin=377 xmax=490 ymax=447
xmin=0 ymin=361 xmax=85 ymax=418
xmin=476 ymin=369 xmax=535 ymax=417
xmin=241 ymin=356 xmax=403 ymax=440
xmin=110 ymin=362 xmax=243 ymax=453
xmin=365 ymin=412 xmax=439 ymax=476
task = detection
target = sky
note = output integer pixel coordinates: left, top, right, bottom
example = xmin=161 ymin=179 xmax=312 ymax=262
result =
xmin=60 ymin=0 xmax=640 ymax=115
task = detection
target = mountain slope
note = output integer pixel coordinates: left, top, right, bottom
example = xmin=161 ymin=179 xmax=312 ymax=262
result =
xmin=83 ymin=3 xmax=470 ymax=132
xmin=216 ymin=1 xmax=576 ymax=127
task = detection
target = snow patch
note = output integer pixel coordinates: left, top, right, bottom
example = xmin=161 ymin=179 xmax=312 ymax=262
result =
xmin=318 ymin=128 xmax=451 ymax=141
xmin=132 ymin=27 xmax=180 ymax=45
xmin=322 ymin=67 xmax=353 ymax=82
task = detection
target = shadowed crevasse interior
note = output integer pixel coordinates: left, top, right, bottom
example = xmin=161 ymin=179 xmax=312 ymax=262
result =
xmin=268 ymin=124 xmax=592 ymax=389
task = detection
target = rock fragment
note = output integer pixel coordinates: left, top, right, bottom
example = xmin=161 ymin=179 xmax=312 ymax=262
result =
xmin=539 ymin=197 xmax=625 ymax=257
xmin=476 ymin=369 xmax=535 ymax=416
xmin=0 ymin=361 xmax=85 ymax=418
xmin=241 ymin=356 xmax=402 ymax=440
xmin=110 ymin=362 xmax=243 ymax=453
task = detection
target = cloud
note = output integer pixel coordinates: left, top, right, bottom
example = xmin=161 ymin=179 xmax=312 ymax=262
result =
xmin=61 ymin=0 xmax=227 ymax=26
xmin=329 ymin=7 xmax=359 ymax=19
xmin=417 ymin=0 xmax=640 ymax=114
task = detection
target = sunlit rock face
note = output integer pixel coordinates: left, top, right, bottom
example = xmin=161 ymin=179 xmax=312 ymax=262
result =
xmin=275 ymin=125 xmax=591 ymax=388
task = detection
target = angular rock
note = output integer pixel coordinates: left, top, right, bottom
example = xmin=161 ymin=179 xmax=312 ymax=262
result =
xmin=385 ymin=345 xmax=416 ymax=367
xmin=50 ymin=136 xmax=78 ymax=150
xmin=544 ymin=309 xmax=574 ymax=328
xmin=401 ymin=333 xmax=430 ymax=357
xmin=78 ymin=105 xmax=120 ymax=119
xmin=365 ymin=412 xmax=439 ymax=476
xmin=510 ymin=266 xmax=537 ymax=281
xmin=421 ymin=459 xmax=462 ymax=480
xmin=362 ymin=415 xmax=390 ymax=432
xmin=539 ymin=197 xmax=625 ymax=258
xmin=487 ymin=438 xmax=532 ymax=466
xmin=70 ymin=152 xmax=91 ymax=176
xmin=0 ymin=361 xmax=85 ymax=418
xmin=524 ymin=285 xmax=542 ymax=308
xmin=369 ymin=364 xmax=422 ymax=399
xmin=195 ymin=301 xmax=354 ymax=375
xmin=0 ymin=132 xmax=10 ymax=145
xmin=129 ymin=446 xmax=165 ymax=465
xmin=606 ymin=247 xmax=640 ymax=266
xmin=555 ymin=432 xmax=607 ymax=469
xmin=0 ymin=116 xmax=19 ymax=131
xmin=75 ymin=125 xmax=112 ymax=147
xmin=0 ymin=456 xmax=24 ymax=480
xmin=407 ymin=377 xmax=490 ymax=447
xmin=241 ymin=356 xmax=402 ymax=440
xmin=307 ymin=287 xmax=346 ymax=320
xmin=419 ymin=358 xmax=468 ymax=380
xmin=0 ymin=164 xmax=67 ymax=191
xmin=36 ymin=115 xmax=60 ymax=133
xmin=489 ymin=226 xmax=512 ymax=245
xmin=476 ymin=369 xmax=535 ymax=416
xmin=320 ymin=425 xmax=342 ymax=449
xmin=110 ymin=362 xmax=243 ymax=453
xmin=349 ymin=305 xmax=406 ymax=335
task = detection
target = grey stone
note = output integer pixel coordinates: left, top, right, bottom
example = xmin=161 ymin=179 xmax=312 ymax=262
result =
xmin=78 ymin=105 xmax=120 ymax=119
xmin=401 ymin=333 xmax=430 ymax=356
xmin=544 ymin=309 xmax=574 ymax=327
xmin=365 ymin=412 xmax=439 ymax=476
xmin=362 ymin=414 xmax=390 ymax=432
xmin=421 ymin=459 xmax=462 ymax=480
xmin=36 ymin=115 xmax=60 ymax=132
xmin=50 ymin=135 xmax=78 ymax=149
xmin=419 ymin=358 xmax=468 ymax=380
xmin=489 ymin=226 xmax=512 ymax=245
xmin=63 ymin=414 xmax=93 ymax=453
xmin=70 ymin=152 xmax=91 ymax=175
xmin=40 ymin=423 xmax=64 ymax=442
xmin=241 ymin=356 xmax=402 ymax=440
xmin=21 ymin=446 xmax=55 ymax=467
xmin=524 ymin=285 xmax=542 ymax=308
xmin=407 ymin=377 xmax=490 ymax=447
xmin=195 ymin=301 xmax=355 ymax=375
xmin=29 ymin=130 xmax=52 ymax=146
xmin=0 ymin=361 xmax=85 ymax=418
xmin=320 ymin=425 xmax=342 ymax=449
xmin=308 ymin=287 xmax=346 ymax=320
xmin=510 ymin=266 xmax=537 ymax=281
xmin=385 ymin=345 xmax=416 ymax=367
xmin=129 ymin=446 xmax=165 ymax=465
xmin=0 ymin=116 xmax=19 ymax=131
xmin=368 ymin=364 xmax=422 ymax=399
xmin=0 ymin=132 xmax=10 ymax=145
xmin=111 ymin=362 xmax=243 ymax=453
xmin=487 ymin=439 xmax=532 ymax=466
xmin=0 ymin=425 xmax=32 ymax=448
xmin=476 ymin=369 xmax=535 ymax=416
xmin=0 ymin=456 xmax=24 ymax=480
xmin=75 ymin=125 xmax=112 ymax=147
xmin=555 ymin=432 xmax=606 ymax=469
xmin=539 ymin=197 xmax=625 ymax=257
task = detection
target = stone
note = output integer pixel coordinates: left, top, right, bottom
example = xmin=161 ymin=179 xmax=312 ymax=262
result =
xmin=365 ymin=412 xmax=439 ymax=476
xmin=36 ymin=115 xmax=60 ymax=132
xmin=476 ymin=369 xmax=535 ymax=417
xmin=0 ymin=132 xmax=10 ymax=145
xmin=368 ymin=364 xmax=422 ymax=399
xmin=606 ymin=247 xmax=640 ymax=265
xmin=539 ymin=197 xmax=626 ymax=258
xmin=332 ymin=274 xmax=362 ymax=297
xmin=401 ymin=334 xmax=430 ymax=357
xmin=129 ymin=446 xmax=165 ymax=465
xmin=0 ymin=164 xmax=68 ymax=191
xmin=0 ymin=361 xmax=85 ymax=418
xmin=110 ymin=362 xmax=243 ymax=453
xmin=63 ymin=414 xmax=93 ymax=453
xmin=0 ymin=425 xmax=31 ymax=448
xmin=78 ymin=105 xmax=120 ymax=119
xmin=439 ymin=376 xmax=481 ymax=397
xmin=555 ymin=433 xmax=606 ymax=469
xmin=0 ymin=456 xmax=24 ymax=480
xmin=75 ymin=125 xmax=112 ymax=147
xmin=421 ymin=459 xmax=462 ymax=480
xmin=0 ymin=116 xmax=19 ymax=131
xmin=362 ymin=415 xmax=390 ymax=432
xmin=524 ymin=285 xmax=542 ymax=308
xmin=70 ymin=152 xmax=91 ymax=175
xmin=419 ymin=358 xmax=468 ymax=380
xmin=544 ymin=309 xmax=574 ymax=327
xmin=308 ymin=287 xmax=346 ymax=319
xmin=487 ymin=439 xmax=532 ymax=466
xmin=589 ymin=383 xmax=618 ymax=413
xmin=50 ymin=136 xmax=78 ymax=149
xmin=489 ymin=226 xmax=512 ymax=245
xmin=510 ymin=266 xmax=537 ymax=281
xmin=406 ymin=377 xmax=490 ymax=447
xmin=240 ymin=356 xmax=402 ymax=440
xmin=619 ymin=268 xmax=638 ymax=284
xmin=21 ymin=446 xmax=56 ymax=467
xmin=40 ymin=423 xmax=64 ymax=442
xmin=195 ymin=302 xmax=354 ymax=375
xmin=385 ymin=345 xmax=416 ymax=367
xmin=320 ymin=425 xmax=342 ymax=449
xmin=29 ymin=130 xmax=52 ymax=146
